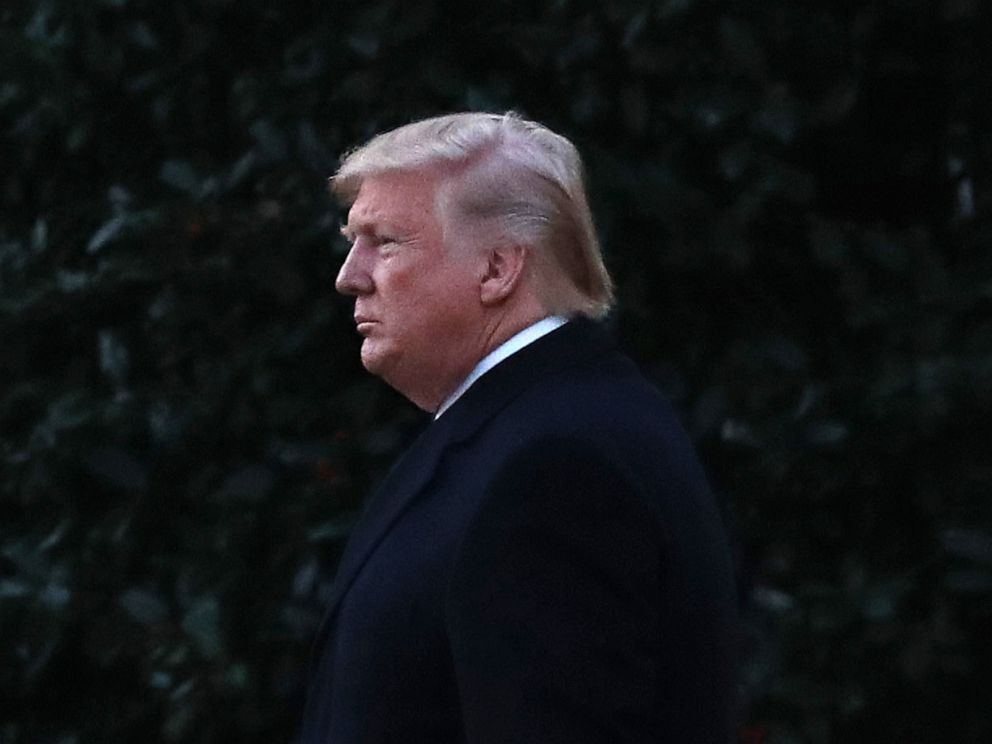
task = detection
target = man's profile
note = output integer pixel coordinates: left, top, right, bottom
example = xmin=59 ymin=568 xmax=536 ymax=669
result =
xmin=302 ymin=112 xmax=738 ymax=743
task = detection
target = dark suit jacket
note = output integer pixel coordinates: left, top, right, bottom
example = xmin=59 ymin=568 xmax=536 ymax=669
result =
xmin=301 ymin=319 xmax=738 ymax=743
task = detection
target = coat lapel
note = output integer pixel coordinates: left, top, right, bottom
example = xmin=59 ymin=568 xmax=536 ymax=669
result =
xmin=319 ymin=415 xmax=453 ymax=623
xmin=313 ymin=318 xmax=617 ymax=642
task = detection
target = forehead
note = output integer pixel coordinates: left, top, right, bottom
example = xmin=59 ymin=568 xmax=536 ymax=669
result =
xmin=346 ymin=170 xmax=442 ymax=231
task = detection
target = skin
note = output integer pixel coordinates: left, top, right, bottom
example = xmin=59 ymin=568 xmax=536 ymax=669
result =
xmin=336 ymin=167 xmax=547 ymax=412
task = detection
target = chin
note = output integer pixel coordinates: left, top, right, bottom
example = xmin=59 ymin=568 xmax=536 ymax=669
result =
xmin=360 ymin=350 xmax=384 ymax=375
xmin=360 ymin=340 xmax=393 ymax=377
xmin=360 ymin=344 xmax=435 ymax=408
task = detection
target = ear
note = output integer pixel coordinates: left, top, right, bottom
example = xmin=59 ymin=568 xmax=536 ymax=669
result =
xmin=479 ymin=242 xmax=527 ymax=306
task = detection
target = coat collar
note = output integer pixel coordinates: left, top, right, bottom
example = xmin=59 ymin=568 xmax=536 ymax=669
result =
xmin=437 ymin=316 xmax=616 ymax=444
xmin=313 ymin=318 xmax=617 ymax=637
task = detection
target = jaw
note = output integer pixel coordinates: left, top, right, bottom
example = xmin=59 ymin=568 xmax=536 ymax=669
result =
xmin=359 ymin=336 xmax=390 ymax=377
xmin=360 ymin=337 xmax=461 ymax=413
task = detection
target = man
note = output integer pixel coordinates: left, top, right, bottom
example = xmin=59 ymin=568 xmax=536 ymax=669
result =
xmin=302 ymin=112 xmax=738 ymax=743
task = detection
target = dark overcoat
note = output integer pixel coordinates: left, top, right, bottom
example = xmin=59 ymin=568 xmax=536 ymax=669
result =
xmin=301 ymin=319 xmax=738 ymax=743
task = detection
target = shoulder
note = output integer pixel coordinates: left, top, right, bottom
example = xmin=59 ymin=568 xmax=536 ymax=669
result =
xmin=482 ymin=351 xmax=700 ymax=485
xmin=446 ymin=433 xmax=665 ymax=615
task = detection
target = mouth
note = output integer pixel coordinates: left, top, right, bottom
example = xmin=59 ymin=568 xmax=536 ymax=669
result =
xmin=354 ymin=316 xmax=377 ymax=335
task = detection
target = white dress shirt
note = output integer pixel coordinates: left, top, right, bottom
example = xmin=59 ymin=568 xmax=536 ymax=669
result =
xmin=434 ymin=316 xmax=568 ymax=419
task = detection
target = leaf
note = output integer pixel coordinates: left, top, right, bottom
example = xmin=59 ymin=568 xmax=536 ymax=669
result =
xmin=31 ymin=219 xmax=48 ymax=253
xmin=940 ymin=529 xmax=992 ymax=566
xmin=659 ymin=0 xmax=697 ymax=19
xmin=37 ymin=581 xmax=71 ymax=609
xmin=752 ymin=87 xmax=799 ymax=144
xmin=127 ymin=20 xmax=159 ymax=50
xmin=224 ymin=151 xmax=257 ymax=190
xmin=0 ymin=578 xmax=31 ymax=599
xmin=56 ymin=270 xmax=90 ymax=293
xmin=38 ymin=518 xmax=72 ymax=551
xmin=944 ymin=570 xmax=992 ymax=595
xmin=218 ymin=464 xmax=275 ymax=501
xmin=249 ymin=119 xmax=289 ymax=163
xmin=719 ymin=17 xmax=766 ymax=80
xmin=182 ymin=596 xmax=222 ymax=659
xmin=119 ymin=588 xmax=169 ymax=624
xmin=751 ymin=586 xmax=797 ymax=614
xmin=859 ymin=578 xmax=912 ymax=621
xmin=87 ymin=216 xmax=128 ymax=253
xmin=159 ymin=160 xmax=203 ymax=196
xmin=162 ymin=704 xmax=195 ymax=743
xmin=83 ymin=447 xmax=148 ymax=493
xmin=30 ymin=391 xmax=93 ymax=448
xmin=690 ymin=386 xmax=729 ymax=440
xmin=292 ymin=557 xmax=319 ymax=598
xmin=98 ymin=329 xmax=130 ymax=385
xmin=297 ymin=120 xmax=333 ymax=172
xmin=307 ymin=515 xmax=357 ymax=543
xmin=347 ymin=32 xmax=379 ymax=59
xmin=720 ymin=418 xmax=760 ymax=448
xmin=223 ymin=663 xmax=250 ymax=690
xmin=805 ymin=421 xmax=849 ymax=447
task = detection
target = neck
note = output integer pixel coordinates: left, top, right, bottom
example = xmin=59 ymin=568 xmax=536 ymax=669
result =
xmin=432 ymin=313 xmax=567 ymax=419
xmin=477 ymin=291 xmax=551 ymax=359
xmin=407 ymin=294 xmax=552 ymax=413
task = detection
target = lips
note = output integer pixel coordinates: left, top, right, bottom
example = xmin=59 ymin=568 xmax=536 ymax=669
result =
xmin=354 ymin=316 xmax=377 ymax=334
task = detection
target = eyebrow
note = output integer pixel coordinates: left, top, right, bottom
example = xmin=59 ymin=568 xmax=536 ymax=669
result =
xmin=340 ymin=221 xmax=404 ymax=242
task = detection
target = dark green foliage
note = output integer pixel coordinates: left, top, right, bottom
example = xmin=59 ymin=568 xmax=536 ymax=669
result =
xmin=2 ymin=0 xmax=990 ymax=741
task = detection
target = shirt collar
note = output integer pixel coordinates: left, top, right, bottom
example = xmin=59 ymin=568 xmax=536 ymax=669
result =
xmin=434 ymin=316 xmax=568 ymax=419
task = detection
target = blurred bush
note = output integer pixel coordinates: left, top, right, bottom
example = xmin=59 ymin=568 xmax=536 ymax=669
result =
xmin=1 ymin=0 xmax=990 ymax=742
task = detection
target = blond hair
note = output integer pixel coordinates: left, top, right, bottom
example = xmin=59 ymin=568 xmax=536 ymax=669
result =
xmin=332 ymin=112 xmax=613 ymax=319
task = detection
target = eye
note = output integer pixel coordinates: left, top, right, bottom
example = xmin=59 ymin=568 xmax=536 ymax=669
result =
xmin=376 ymin=235 xmax=401 ymax=251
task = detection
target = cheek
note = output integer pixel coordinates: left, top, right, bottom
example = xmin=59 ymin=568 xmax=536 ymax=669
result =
xmin=376 ymin=262 xmax=419 ymax=301
xmin=377 ymin=257 xmax=481 ymax=338
xmin=389 ymin=262 xmax=471 ymax=310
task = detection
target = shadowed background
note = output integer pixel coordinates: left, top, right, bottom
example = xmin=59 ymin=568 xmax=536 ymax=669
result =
xmin=1 ymin=0 xmax=990 ymax=742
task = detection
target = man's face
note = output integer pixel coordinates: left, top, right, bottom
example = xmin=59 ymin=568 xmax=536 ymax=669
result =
xmin=336 ymin=169 xmax=484 ymax=410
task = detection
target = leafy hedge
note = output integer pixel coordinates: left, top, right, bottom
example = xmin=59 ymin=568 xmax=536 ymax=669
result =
xmin=2 ymin=1 xmax=990 ymax=742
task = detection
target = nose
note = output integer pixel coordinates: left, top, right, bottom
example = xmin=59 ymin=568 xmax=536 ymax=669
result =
xmin=335 ymin=241 xmax=374 ymax=296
